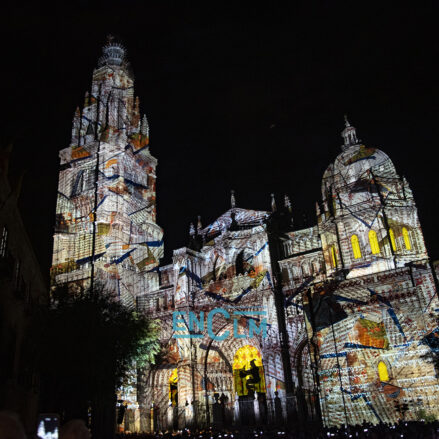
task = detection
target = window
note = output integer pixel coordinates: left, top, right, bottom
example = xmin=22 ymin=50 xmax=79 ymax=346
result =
xmin=0 ymin=226 xmax=7 ymax=257
xmin=235 ymin=250 xmax=245 ymax=275
xmin=369 ymin=230 xmax=380 ymax=254
xmin=378 ymin=361 xmax=389 ymax=382
xmin=351 ymin=235 xmax=362 ymax=259
xmin=402 ymin=227 xmax=412 ymax=250
xmin=14 ymin=259 xmax=21 ymax=289
xmin=330 ymin=246 xmax=338 ymax=268
xmin=389 ymin=228 xmax=397 ymax=252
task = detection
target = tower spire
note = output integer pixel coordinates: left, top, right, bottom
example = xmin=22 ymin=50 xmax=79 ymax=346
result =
xmin=284 ymin=194 xmax=292 ymax=212
xmin=271 ymin=193 xmax=277 ymax=212
xmin=141 ymin=114 xmax=149 ymax=137
xmin=231 ymin=190 xmax=236 ymax=209
xmin=189 ymin=222 xmax=195 ymax=237
xmin=341 ymin=115 xmax=359 ymax=150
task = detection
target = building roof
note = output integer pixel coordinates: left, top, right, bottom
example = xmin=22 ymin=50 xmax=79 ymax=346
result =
xmin=201 ymin=207 xmax=269 ymax=236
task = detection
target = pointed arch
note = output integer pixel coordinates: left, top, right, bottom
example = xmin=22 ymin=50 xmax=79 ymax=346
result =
xmin=351 ymin=234 xmax=362 ymax=259
xmin=369 ymin=230 xmax=380 ymax=254
xmin=402 ymin=227 xmax=412 ymax=250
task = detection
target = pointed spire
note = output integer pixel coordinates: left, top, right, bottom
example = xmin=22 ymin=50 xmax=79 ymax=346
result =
xmin=197 ymin=215 xmax=202 ymax=232
xmin=284 ymin=194 xmax=292 ymax=212
xmin=189 ymin=222 xmax=195 ymax=237
xmin=141 ymin=114 xmax=149 ymax=137
xmin=271 ymin=193 xmax=277 ymax=212
xmin=341 ymin=115 xmax=359 ymax=150
xmin=315 ymin=201 xmax=321 ymax=216
xmin=84 ymin=91 xmax=89 ymax=108
xmin=231 ymin=190 xmax=236 ymax=208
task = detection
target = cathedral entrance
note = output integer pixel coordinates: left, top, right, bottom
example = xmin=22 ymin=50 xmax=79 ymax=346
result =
xmin=169 ymin=368 xmax=178 ymax=430
xmin=233 ymin=345 xmax=267 ymax=425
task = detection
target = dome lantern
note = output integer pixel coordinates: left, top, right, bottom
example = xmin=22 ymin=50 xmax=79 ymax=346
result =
xmin=341 ymin=115 xmax=359 ymax=150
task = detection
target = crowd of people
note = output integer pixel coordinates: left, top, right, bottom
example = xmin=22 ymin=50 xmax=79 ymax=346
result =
xmin=116 ymin=421 xmax=439 ymax=439
xmin=2 ymin=412 xmax=439 ymax=439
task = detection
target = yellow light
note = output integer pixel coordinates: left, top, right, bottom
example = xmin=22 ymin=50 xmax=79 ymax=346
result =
xmin=378 ymin=361 xmax=389 ymax=382
xmin=331 ymin=246 xmax=338 ymax=268
xmin=351 ymin=234 xmax=362 ymax=259
xmin=233 ymin=345 xmax=262 ymax=370
xmin=389 ymin=228 xmax=397 ymax=252
xmin=402 ymin=227 xmax=411 ymax=250
xmin=369 ymin=230 xmax=380 ymax=254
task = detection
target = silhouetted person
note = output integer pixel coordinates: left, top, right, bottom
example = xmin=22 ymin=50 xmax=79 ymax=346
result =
xmin=60 ymin=419 xmax=90 ymax=439
xmin=0 ymin=411 xmax=26 ymax=439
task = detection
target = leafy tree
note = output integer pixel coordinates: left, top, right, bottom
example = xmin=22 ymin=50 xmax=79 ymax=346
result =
xmin=30 ymin=283 xmax=159 ymax=438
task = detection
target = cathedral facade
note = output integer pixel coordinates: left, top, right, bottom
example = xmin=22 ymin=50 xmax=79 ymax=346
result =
xmin=51 ymin=41 xmax=439 ymax=431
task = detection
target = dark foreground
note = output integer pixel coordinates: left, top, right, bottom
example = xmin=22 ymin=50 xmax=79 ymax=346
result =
xmin=116 ymin=421 xmax=439 ymax=439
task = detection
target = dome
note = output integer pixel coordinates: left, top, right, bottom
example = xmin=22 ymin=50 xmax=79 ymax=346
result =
xmin=321 ymin=121 xmax=398 ymax=199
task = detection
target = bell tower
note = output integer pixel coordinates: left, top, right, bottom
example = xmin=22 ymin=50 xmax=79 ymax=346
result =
xmin=51 ymin=37 xmax=164 ymax=305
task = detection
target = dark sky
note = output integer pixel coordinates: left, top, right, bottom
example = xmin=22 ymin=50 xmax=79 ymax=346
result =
xmin=3 ymin=2 xmax=439 ymax=280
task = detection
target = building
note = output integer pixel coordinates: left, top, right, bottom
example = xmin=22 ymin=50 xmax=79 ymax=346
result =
xmin=0 ymin=144 xmax=48 ymax=433
xmin=136 ymin=122 xmax=439 ymax=430
xmin=51 ymin=41 xmax=439 ymax=431
xmin=50 ymin=38 xmax=163 ymax=305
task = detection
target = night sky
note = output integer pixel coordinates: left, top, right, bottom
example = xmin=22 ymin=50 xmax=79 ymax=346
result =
xmin=3 ymin=2 xmax=439 ymax=282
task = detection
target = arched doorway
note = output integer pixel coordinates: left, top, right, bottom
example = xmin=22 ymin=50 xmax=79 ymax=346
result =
xmin=233 ymin=345 xmax=267 ymax=425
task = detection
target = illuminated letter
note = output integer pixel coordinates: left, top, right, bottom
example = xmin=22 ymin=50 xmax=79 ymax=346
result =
xmin=207 ymin=308 xmax=230 ymax=341
xmin=189 ymin=311 xmax=204 ymax=332
xmin=172 ymin=311 xmax=187 ymax=336
xmin=233 ymin=318 xmax=246 ymax=339
xmin=249 ymin=318 xmax=267 ymax=338
xmin=351 ymin=235 xmax=362 ymax=259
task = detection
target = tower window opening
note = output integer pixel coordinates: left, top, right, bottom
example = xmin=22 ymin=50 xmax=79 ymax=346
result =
xmin=402 ymin=227 xmax=412 ymax=250
xmin=378 ymin=361 xmax=389 ymax=382
xmin=351 ymin=234 xmax=362 ymax=259
xmin=330 ymin=246 xmax=338 ymax=268
xmin=0 ymin=226 xmax=8 ymax=257
xmin=389 ymin=228 xmax=397 ymax=252
xmin=369 ymin=230 xmax=380 ymax=254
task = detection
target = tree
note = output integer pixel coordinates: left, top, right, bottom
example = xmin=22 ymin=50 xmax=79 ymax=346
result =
xmin=29 ymin=283 xmax=159 ymax=438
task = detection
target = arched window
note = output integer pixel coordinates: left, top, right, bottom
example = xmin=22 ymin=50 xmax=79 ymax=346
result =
xmin=378 ymin=361 xmax=389 ymax=382
xmin=389 ymin=228 xmax=397 ymax=252
xmin=402 ymin=227 xmax=412 ymax=250
xmin=235 ymin=250 xmax=245 ymax=275
xmin=330 ymin=246 xmax=338 ymax=268
xmin=351 ymin=235 xmax=362 ymax=259
xmin=369 ymin=230 xmax=380 ymax=254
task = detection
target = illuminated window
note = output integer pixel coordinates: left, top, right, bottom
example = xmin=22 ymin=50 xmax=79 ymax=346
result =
xmin=0 ymin=226 xmax=7 ymax=257
xmin=378 ymin=361 xmax=389 ymax=382
xmin=402 ymin=227 xmax=412 ymax=250
xmin=389 ymin=228 xmax=397 ymax=252
xmin=169 ymin=368 xmax=178 ymax=406
xmin=233 ymin=345 xmax=266 ymax=396
xmin=351 ymin=235 xmax=362 ymax=259
xmin=369 ymin=230 xmax=380 ymax=254
xmin=330 ymin=246 xmax=338 ymax=268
